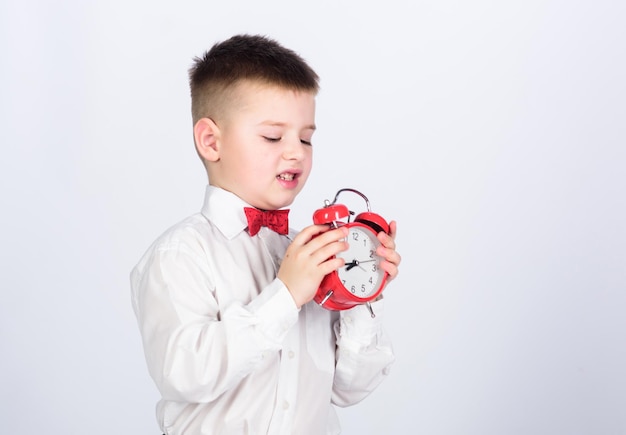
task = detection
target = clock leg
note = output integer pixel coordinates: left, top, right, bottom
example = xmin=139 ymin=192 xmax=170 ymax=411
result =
xmin=319 ymin=290 xmax=334 ymax=306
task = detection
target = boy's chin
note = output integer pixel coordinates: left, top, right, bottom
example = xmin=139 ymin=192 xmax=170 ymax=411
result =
xmin=261 ymin=196 xmax=297 ymax=211
xmin=234 ymin=186 xmax=300 ymax=210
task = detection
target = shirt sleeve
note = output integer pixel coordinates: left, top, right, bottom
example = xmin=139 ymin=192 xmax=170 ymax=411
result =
xmin=130 ymin=238 xmax=299 ymax=404
xmin=331 ymin=299 xmax=395 ymax=407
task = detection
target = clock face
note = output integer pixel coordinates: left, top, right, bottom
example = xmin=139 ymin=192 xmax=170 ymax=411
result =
xmin=336 ymin=226 xmax=386 ymax=298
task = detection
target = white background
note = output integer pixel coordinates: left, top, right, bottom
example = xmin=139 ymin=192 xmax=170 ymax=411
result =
xmin=1 ymin=0 xmax=625 ymax=434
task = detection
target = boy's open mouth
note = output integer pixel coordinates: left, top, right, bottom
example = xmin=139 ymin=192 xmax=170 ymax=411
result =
xmin=277 ymin=173 xmax=296 ymax=181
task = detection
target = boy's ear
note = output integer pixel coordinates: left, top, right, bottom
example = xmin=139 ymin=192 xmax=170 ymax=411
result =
xmin=194 ymin=118 xmax=220 ymax=162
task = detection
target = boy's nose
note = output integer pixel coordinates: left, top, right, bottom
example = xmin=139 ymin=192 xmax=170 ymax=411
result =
xmin=282 ymin=139 xmax=307 ymax=160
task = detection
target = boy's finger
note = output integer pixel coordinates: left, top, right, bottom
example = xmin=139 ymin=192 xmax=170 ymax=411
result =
xmin=292 ymin=224 xmax=333 ymax=245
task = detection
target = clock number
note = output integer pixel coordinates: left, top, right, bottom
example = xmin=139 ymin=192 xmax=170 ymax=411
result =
xmin=369 ymin=249 xmax=374 ymax=258
xmin=351 ymin=285 xmax=356 ymax=293
xmin=352 ymin=232 xmax=359 ymax=241
xmin=361 ymin=284 xmax=366 ymax=293
xmin=371 ymin=264 xmax=377 ymax=272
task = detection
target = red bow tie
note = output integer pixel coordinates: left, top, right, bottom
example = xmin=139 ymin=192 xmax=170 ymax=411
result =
xmin=244 ymin=207 xmax=289 ymax=236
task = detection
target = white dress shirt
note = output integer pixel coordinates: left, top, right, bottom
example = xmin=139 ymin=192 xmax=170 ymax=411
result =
xmin=130 ymin=186 xmax=395 ymax=435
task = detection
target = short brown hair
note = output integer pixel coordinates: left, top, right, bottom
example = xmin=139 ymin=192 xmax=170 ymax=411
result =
xmin=189 ymin=34 xmax=319 ymax=125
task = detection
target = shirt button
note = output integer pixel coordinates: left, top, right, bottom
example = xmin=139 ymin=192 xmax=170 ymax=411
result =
xmin=283 ymin=400 xmax=290 ymax=410
xmin=288 ymin=350 xmax=295 ymax=359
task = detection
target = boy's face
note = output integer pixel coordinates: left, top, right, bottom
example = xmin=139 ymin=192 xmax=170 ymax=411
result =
xmin=208 ymin=82 xmax=316 ymax=210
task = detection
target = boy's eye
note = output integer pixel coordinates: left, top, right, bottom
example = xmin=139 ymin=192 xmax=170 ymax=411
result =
xmin=263 ymin=136 xmax=281 ymax=143
xmin=300 ymin=139 xmax=312 ymax=146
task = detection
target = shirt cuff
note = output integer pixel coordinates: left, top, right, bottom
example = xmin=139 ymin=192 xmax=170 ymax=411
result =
xmin=337 ymin=299 xmax=385 ymax=348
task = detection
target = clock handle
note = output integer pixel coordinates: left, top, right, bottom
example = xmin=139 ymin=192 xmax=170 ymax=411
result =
xmin=330 ymin=188 xmax=372 ymax=211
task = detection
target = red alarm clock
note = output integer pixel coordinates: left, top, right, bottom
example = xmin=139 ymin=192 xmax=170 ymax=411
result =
xmin=313 ymin=188 xmax=390 ymax=317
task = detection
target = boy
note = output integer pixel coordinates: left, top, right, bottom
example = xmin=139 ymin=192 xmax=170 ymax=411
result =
xmin=131 ymin=34 xmax=401 ymax=434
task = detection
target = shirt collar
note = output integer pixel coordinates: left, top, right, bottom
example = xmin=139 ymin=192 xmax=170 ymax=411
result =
xmin=200 ymin=185 xmax=250 ymax=240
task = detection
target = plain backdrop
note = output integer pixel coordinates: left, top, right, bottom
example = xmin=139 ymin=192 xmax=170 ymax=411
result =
xmin=1 ymin=0 xmax=625 ymax=434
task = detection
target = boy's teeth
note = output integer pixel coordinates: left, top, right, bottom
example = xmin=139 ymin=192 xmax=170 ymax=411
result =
xmin=278 ymin=173 xmax=295 ymax=181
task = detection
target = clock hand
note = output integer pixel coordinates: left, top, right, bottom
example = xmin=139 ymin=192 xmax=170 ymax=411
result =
xmin=345 ymin=259 xmax=376 ymax=271
xmin=345 ymin=260 xmax=359 ymax=271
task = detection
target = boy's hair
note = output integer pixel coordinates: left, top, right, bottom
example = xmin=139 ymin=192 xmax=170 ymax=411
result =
xmin=189 ymin=34 xmax=320 ymax=125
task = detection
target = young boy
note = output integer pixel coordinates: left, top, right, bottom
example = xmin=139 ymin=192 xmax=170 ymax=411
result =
xmin=131 ymin=34 xmax=401 ymax=435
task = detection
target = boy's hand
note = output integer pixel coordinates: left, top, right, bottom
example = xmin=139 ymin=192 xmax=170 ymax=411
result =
xmin=377 ymin=220 xmax=401 ymax=286
xmin=278 ymin=225 xmax=349 ymax=308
